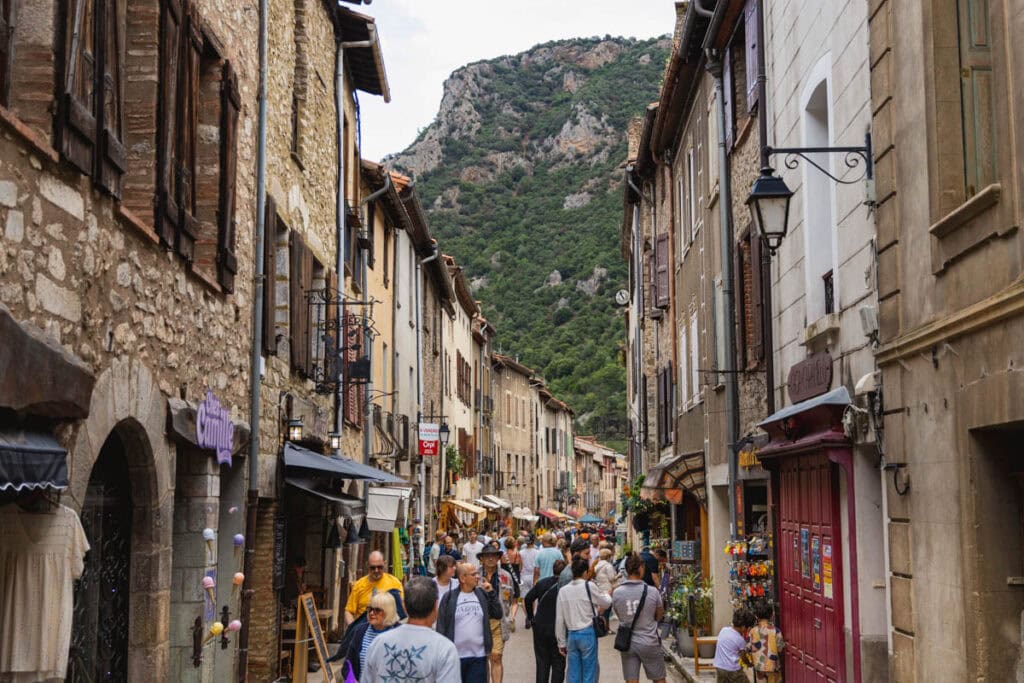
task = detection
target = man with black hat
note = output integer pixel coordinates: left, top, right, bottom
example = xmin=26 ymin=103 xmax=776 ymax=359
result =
xmin=479 ymin=544 xmax=512 ymax=683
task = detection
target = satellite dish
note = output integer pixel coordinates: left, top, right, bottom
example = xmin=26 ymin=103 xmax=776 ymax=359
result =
xmin=614 ymin=289 xmax=630 ymax=306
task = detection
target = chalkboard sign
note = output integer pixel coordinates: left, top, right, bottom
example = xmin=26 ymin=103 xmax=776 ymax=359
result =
xmin=272 ymin=515 xmax=286 ymax=591
xmin=293 ymin=593 xmax=336 ymax=683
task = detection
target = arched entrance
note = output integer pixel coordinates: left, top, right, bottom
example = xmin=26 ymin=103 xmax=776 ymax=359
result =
xmin=68 ymin=430 xmax=132 ymax=681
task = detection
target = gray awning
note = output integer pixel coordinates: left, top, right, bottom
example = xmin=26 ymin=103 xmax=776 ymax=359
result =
xmin=483 ymin=494 xmax=512 ymax=509
xmin=285 ymin=476 xmax=366 ymax=516
xmin=283 ymin=443 xmax=407 ymax=484
xmin=758 ymin=386 xmax=851 ymax=427
xmin=0 ymin=429 xmax=68 ymax=492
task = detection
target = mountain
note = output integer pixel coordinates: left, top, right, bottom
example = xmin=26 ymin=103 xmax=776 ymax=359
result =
xmin=388 ymin=35 xmax=671 ymax=450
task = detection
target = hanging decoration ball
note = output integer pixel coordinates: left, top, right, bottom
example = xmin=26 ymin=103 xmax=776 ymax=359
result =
xmin=233 ymin=572 xmax=245 ymax=585
xmin=227 ymin=620 xmax=242 ymax=632
xmin=201 ymin=576 xmax=216 ymax=589
xmin=233 ymin=533 xmax=245 ymax=547
xmin=209 ymin=622 xmax=224 ymax=636
xmin=202 ymin=528 xmax=216 ymax=541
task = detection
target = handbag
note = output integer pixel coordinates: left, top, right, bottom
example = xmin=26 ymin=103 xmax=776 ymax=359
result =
xmin=614 ymin=584 xmax=648 ymax=652
xmin=585 ymin=581 xmax=609 ymax=638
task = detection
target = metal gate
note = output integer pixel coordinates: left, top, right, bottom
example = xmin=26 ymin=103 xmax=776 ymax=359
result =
xmin=776 ymin=454 xmax=844 ymax=681
xmin=68 ymin=436 xmax=132 ymax=682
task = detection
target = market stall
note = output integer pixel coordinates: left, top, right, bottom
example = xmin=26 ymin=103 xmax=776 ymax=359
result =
xmin=438 ymin=499 xmax=487 ymax=533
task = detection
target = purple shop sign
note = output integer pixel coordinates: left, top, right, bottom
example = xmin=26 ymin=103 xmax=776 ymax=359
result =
xmin=197 ymin=389 xmax=235 ymax=466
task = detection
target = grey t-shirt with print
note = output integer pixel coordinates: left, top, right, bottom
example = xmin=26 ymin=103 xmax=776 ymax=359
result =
xmin=611 ymin=579 xmax=663 ymax=649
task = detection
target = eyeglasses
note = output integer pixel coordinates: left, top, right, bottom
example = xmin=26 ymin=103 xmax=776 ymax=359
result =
xmin=369 ymin=565 xmax=385 ymax=571
xmin=367 ymin=607 xmax=383 ymax=615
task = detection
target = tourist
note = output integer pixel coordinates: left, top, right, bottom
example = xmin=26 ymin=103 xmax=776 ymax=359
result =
xmin=433 ymin=555 xmax=460 ymax=607
xmin=713 ymin=607 xmax=757 ymax=683
xmin=427 ymin=530 xmax=445 ymax=577
xmin=340 ymin=591 xmax=400 ymax=681
xmin=363 ymin=577 xmax=460 ymax=682
xmin=462 ymin=534 xmax=486 ymax=568
xmin=611 ymin=553 xmax=666 ymax=683
xmin=555 ymin=557 xmax=611 ymax=683
xmin=591 ymin=548 xmax=618 ymax=623
xmin=519 ymin=535 xmax=539 ymax=623
xmin=747 ymin=599 xmax=785 ymax=683
xmin=479 ymin=546 xmax=512 ymax=683
xmin=534 ymin=533 xmax=563 ymax=582
xmin=437 ymin=562 xmax=503 ymax=682
xmin=344 ymin=551 xmax=404 ymax=626
xmin=442 ymin=535 xmax=463 ymax=561
xmin=639 ymin=545 xmax=660 ymax=588
xmin=500 ymin=538 xmax=522 ymax=625
xmin=654 ymin=548 xmax=670 ymax=599
xmin=524 ymin=559 xmax=567 ymax=683
xmin=558 ymin=538 xmax=591 ymax=587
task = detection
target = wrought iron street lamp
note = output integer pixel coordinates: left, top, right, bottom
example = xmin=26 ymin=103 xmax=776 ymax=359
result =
xmin=286 ymin=418 xmax=304 ymax=442
xmin=438 ymin=422 xmax=450 ymax=448
xmin=746 ymin=167 xmax=794 ymax=254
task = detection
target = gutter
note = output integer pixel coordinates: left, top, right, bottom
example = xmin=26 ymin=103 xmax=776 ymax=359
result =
xmin=237 ymin=0 xmax=268 ymax=674
xmin=416 ymin=244 xmax=438 ymax=528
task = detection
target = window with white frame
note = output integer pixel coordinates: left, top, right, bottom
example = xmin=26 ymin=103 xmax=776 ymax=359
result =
xmin=679 ymin=317 xmax=689 ymax=409
xmin=689 ymin=310 xmax=700 ymax=404
xmin=707 ymin=92 xmax=719 ymax=188
xmin=802 ymin=74 xmax=837 ymax=321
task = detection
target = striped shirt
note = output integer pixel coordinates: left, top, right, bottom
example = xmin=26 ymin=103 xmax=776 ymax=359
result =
xmin=360 ymin=626 xmax=387 ymax=676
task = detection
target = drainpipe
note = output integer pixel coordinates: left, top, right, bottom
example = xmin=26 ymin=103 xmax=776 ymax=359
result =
xmin=418 ymin=244 xmax=439 ymax=530
xmin=707 ymin=49 xmax=741 ymax=539
xmin=237 ymin=0 xmax=268 ymax=675
xmin=756 ymin=0 xmax=775 ymax=414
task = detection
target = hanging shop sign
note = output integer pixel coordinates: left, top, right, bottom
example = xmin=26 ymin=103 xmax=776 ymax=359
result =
xmin=787 ymin=352 xmax=833 ymax=403
xmin=197 ymin=390 xmax=235 ymax=466
xmin=418 ymin=423 xmax=440 ymax=456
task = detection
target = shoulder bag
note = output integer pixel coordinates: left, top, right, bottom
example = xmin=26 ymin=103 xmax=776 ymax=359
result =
xmin=614 ymin=584 xmax=648 ymax=652
xmin=585 ymin=581 xmax=609 ymax=638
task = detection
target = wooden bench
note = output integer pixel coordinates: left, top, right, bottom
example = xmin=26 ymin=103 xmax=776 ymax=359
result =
xmin=694 ymin=634 xmax=718 ymax=675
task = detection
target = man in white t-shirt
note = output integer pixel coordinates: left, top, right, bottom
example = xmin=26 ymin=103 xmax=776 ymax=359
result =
xmin=437 ymin=563 xmax=502 ymax=681
xmin=462 ymin=534 xmax=485 ymax=568
xmin=519 ymin=536 xmax=539 ymax=622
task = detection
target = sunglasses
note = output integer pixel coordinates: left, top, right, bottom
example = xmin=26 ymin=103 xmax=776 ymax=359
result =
xmin=369 ymin=565 xmax=385 ymax=571
xmin=367 ymin=607 xmax=384 ymax=615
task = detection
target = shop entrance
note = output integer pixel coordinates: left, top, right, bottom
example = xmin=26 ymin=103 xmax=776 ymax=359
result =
xmin=69 ymin=431 xmax=132 ymax=682
xmin=776 ymin=454 xmax=843 ymax=682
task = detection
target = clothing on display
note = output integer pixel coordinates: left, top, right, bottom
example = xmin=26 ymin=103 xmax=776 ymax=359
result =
xmin=0 ymin=503 xmax=89 ymax=683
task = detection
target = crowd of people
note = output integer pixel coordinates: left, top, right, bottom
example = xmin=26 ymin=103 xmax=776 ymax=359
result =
xmin=330 ymin=524 xmax=784 ymax=683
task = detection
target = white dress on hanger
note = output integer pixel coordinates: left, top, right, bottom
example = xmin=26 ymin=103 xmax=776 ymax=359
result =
xmin=0 ymin=503 xmax=89 ymax=683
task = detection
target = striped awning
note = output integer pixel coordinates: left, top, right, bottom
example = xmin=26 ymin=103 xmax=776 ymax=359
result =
xmin=642 ymin=451 xmax=706 ymax=505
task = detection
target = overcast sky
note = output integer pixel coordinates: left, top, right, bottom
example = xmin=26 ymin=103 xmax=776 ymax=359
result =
xmin=356 ymin=1 xmax=675 ymax=162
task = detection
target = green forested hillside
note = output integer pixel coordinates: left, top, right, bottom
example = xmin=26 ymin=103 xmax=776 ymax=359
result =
xmin=389 ymin=36 xmax=669 ymax=450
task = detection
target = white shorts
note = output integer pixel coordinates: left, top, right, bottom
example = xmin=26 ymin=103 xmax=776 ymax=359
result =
xmin=520 ymin=575 xmax=534 ymax=597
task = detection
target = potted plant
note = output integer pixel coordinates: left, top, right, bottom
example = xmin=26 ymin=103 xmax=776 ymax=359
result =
xmin=693 ymin=575 xmax=716 ymax=659
xmin=667 ymin=580 xmax=695 ymax=656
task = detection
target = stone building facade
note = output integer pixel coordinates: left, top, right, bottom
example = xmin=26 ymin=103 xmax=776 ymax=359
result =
xmin=493 ymin=353 xmax=538 ymax=509
xmin=870 ymin=0 xmax=1024 ymax=680
xmin=0 ymin=0 xmax=261 ymax=677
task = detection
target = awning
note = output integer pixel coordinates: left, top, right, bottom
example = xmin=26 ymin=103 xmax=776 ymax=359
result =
xmin=0 ymin=429 xmax=68 ymax=492
xmin=759 ymin=386 xmax=851 ymax=427
xmin=483 ymin=494 xmax=512 ymax=509
xmin=537 ymin=509 xmax=560 ymax=522
xmin=283 ymin=443 xmax=407 ymax=484
xmin=285 ymin=476 xmax=365 ymax=516
xmin=440 ymin=499 xmax=487 ymax=529
xmin=578 ymin=513 xmax=604 ymax=524
xmin=474 ymin=498 xmax=501 ymax=510
xmin=643 ymin=451 xmax=707 ymax=505
xmin=367 ymin=486 xmax=413 ymax=532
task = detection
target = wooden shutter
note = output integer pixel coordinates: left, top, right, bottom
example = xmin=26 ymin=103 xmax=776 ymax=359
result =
xmin=957 ymin=0 xmax=995 ymax=197
xmin=723 ymin=45 xmax=734 ymax=150
xmin=647 ymin=251 xmax=658 ymax=311
xmin=343 ymin=310 xmax=362 ymax=427
xmin=750 ymin=234 xmax=764 ymax=363
xmin=289 ymin=230 xmax=308 ymax=374
xmin=744 ymin=0 xmax=759 ymax=113
xmin=655 ymin=368 xmax=664 ymax=446
xmin=95 ymin=0 xmax=126 ymax=197
xmin=261 ymin=196 xmax=278 ymax=356
xmin=734 ymin=240 xmax=748 ymax=369
xmin=366 ymin=201 xmax=376 ymax=269
xmin=0 ymin=0 xmax=11 ymax=106
xmin=217 ymin=61 xmax=240 ymax=291
xmin=174 ymin=2 xmax=201 ymax=261
xmin=655 ymin=233 xmax=670 ymax=309
xmin=156 ymin=0 xmax=182 ymax=247
xmin=60 ymin=0 xmax=97 ymax=175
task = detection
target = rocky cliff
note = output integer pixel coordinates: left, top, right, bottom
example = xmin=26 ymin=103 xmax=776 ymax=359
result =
xmin=388 ymin=36 xmax=670 ymax=448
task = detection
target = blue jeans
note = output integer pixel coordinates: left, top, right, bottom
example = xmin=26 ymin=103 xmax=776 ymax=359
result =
xmin=460 ymin=656 xmax=488 ymax=682
xmin=566 ymin=625 xmax=599 ymax=683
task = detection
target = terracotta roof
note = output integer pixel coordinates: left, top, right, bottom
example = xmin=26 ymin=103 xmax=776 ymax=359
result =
xmin=493 ymin=353 xmax=534 ymax=378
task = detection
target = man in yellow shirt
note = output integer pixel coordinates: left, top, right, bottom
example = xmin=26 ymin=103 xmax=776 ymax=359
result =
xmin=345 ymin=550 xmax=404 ymax=626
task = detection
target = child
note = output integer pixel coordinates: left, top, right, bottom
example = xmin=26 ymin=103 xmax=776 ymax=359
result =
xmin=748 ymin=600 xmax=785 ymax=683
xmin=712 ymin=607 xmax=756 ymax=683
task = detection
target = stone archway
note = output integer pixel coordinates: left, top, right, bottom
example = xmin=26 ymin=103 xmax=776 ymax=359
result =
xmin=67 ymin=358 xmax=173 ymax=681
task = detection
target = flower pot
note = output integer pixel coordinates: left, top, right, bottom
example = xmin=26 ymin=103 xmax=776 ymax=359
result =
xmin=674 ymin=627 xmax=695 ymax=657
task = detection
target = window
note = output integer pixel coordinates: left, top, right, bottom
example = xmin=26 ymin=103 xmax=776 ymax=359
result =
xmin=382 ymin=226 xmax=391 ymax=286
xmin=689 ymin=310 xmax=700 ymax=404
xmin=381 ymin=342 xmax=388 ymax=394
xmin=744 ymin=0 xmax=760 ymax=113
xmin=713 ymin=277 xmax=726 ymax=386
xmin=735 ymin=233 xmax=765 ymax=368
xmin=707 ymin=92 xmax=719 ymax=187
xmin=366 ymin=200 xmax=376 ymax=269
xmin=654 ymin=233 xmax=669 ymax=309
xmin=801 ymin=76 xmax=837 ymax=321
xmin=262 ymin=197 xmax=282 ymax=356
xmin=687 ymin=148 xmax=697 ymax=243
xmin=289 ymin=230 xmax=314 ymax=377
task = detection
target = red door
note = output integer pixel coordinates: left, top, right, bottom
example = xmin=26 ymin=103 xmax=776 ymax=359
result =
xmin=776 ymin=454 xmax=844 ymax=681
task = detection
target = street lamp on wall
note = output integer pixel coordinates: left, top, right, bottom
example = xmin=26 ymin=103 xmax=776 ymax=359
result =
xmin=747 ymin=133 xmax=874 ymax=254
xmin=286 ymin=418 xmax=304 ymax=443
xmin=438 ymin=422 xmax=450 ymax=448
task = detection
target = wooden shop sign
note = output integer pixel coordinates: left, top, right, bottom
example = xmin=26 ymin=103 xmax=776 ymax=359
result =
xmin=787 ymin=352 xmax=833 ymax=403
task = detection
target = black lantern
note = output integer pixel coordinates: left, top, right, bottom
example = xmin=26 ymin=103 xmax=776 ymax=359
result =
xmin=438 ymin=422 xmax=450 ymax=448
xmin=510 ymin=473 xmax=517 ymax=487
xmin=746 ymin=167 xmax=794 ymax=254
xmin=286 ymin=418 xmax=304 ymax=442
